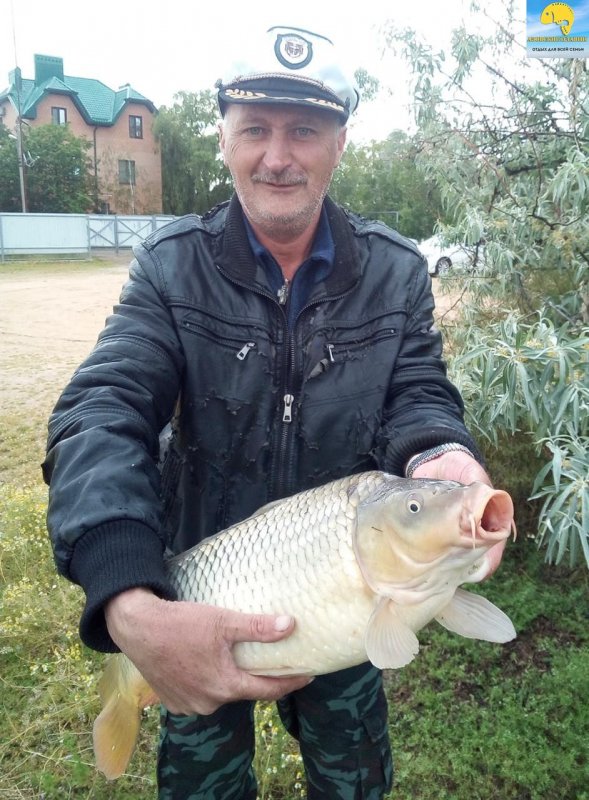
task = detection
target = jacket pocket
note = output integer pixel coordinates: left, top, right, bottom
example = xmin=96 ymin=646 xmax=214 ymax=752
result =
xmin=307 ymin=328 xmax=399 ymax=380
xmin=359 ymin=706 xmax=394 ymax=797
xmin=179 ymin=317 xmax=258 ymax=361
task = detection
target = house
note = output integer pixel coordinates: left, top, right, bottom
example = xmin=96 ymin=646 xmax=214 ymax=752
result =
xmin=0 ymin=54 xmax=162 ymax=214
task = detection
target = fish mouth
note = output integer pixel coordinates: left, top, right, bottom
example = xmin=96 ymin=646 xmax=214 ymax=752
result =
xmin=459 ymin=485 xmax=516 ymax=548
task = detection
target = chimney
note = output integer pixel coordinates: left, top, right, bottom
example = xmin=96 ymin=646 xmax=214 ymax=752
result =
xmin=34 ymin=54 xmax=64 ymax=85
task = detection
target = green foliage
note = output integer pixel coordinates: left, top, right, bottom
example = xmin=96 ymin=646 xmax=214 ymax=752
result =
xmin=354 ymin=68 xmax=380 ymax=101
xmin=386 ymin=0 xmax=589 ymax=566
xmin=153 ymin=90 xmax=232 ymax=215
xmin=0 ymin=123 xmax=21 ymax=211
xmin=330 ymin=131 xmax=443 ymax=239
xmin=451 ymin=315 xmax=588 ymax=566
xmin=23 ymin=125 xmax=93 ymax=212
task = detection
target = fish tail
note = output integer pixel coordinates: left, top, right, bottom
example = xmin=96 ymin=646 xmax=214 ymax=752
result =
xmin=93 ymin=653 xmax=157 ymax=780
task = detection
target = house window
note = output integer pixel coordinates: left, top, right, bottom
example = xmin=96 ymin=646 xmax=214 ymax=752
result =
xmin=129 ymin=115 xmax=143 ymax=139
xmin=51 ymin=106 xmax=67 ymax=125
xmin=118 ymin=159 xmax=136 ymax=185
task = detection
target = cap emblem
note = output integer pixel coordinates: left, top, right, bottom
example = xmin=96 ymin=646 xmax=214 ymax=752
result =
xmin=274 ymin=33 xmax=313 ymax=70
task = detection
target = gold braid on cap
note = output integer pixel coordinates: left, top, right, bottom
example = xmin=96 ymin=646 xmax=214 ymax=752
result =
xmin=223 ymin=87 xmax=344 ymax=113
xmin=224 ymin=88 xmax=268 ymax=100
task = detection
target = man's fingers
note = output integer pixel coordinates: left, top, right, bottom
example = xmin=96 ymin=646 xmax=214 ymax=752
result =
xmin=484 ymin=539 xmax=507 ymax=578
xmin=239 ymin=672 xmax=313 ymax=702
xmin=221 ymin=609 xmax=297 ymax=643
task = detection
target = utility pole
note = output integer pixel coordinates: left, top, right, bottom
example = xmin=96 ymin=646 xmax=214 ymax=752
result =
xmin=10 ymin=0 xmax=27 ymax=212
xmin=15 ymin=114 xmax=27 ymax=213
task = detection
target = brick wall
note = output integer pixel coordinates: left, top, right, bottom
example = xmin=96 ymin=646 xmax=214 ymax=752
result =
xmin=1 ymin=95 xmax=163 ymax=214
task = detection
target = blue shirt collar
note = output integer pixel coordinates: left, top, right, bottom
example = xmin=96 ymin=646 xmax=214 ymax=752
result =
xmin=244 ymin=205 xmax=335 ymax=294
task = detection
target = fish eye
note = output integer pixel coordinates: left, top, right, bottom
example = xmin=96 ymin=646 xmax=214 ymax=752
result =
xmin=406 ymin=494 xmax=423 ymax=514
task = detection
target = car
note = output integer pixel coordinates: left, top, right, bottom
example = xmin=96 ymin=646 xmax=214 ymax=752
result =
xmin=418 ymin=234 xmax=484 ymax=276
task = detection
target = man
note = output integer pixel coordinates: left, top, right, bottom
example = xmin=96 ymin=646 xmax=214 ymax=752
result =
xmin=43 ymin=25 xmax=504 ymax=799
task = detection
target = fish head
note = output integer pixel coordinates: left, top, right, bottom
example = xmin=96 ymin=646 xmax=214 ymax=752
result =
xmin=354 ymin=476 xmax=515 ymax=596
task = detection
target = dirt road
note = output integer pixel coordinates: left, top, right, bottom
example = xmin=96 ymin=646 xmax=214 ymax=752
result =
xmin=0 ymin=256 xmax=131 ymax=483
xmin=1 ymin=257 xmax=131 ymax=411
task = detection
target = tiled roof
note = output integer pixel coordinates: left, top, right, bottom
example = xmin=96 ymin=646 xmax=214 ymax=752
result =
xmin=0 ymin=60 xmax=156 ymax=125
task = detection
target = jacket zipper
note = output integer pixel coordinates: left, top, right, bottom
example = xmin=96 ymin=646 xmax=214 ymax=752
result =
xmin=282 ymin=393 xmax=294 ymax=422
xmin=275 ymin=289 xmax=359 ymax=499
xmin=180 ymin=318 xmax=258 ymax=359
xmin=330 ymin=328 xmax=397 ymax=352
xmin=215 ymin=263 xmax=358 ymax=500
xmin=214 ymin=264 xmax=293 ymax=498
xmin=308 ymin=330 xmax=398 ymax=379
xmin=236 ymin=342 xmax=256 ymax=360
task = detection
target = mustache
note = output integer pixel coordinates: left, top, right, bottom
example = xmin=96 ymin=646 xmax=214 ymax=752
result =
xmin=252 ymin=171 xmax=307 ymax=186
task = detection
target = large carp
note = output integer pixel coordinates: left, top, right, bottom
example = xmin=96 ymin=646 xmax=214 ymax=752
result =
xmin=93 ymin=471 xmax=516 ymax=779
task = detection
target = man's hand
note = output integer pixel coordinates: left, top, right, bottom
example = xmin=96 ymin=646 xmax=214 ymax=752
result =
xmin=411 ymin=450 xmax=506 ymax=576
xmin=105 ymin=588 xmax=312 ymax=715
xmin=411 ymin=449 xmax=492 ymax=486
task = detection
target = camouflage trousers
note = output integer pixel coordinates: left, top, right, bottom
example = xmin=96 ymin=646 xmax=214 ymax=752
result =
xmin=158 ymin=662 xmax=393 ymax=799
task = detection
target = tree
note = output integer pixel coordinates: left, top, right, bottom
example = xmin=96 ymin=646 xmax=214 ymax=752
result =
xmin=387 ymin=0 xmax=589 ymax=566
xmin=154 ymin=90 xmax=232 ymax=215
xmin=330 ymin=131 xmax=443 ymax=239
xmin=0 ymin=123 xmax=21 ymax=211
xmin=354 ymin=67 xmax=380 ymax=102
xmin=0 ymin=123 xmax=92 ymax=212
xmin=23 ymin=125 xmax=93 ymax=212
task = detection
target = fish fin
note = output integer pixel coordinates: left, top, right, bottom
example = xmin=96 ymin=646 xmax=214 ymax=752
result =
xmin=365 ymin=598 xmax=420 ymax=669
xmin=93 ymin=654 xmax=157 ymax=780
xmin=435 ymin=588 xmax=516 ymax=643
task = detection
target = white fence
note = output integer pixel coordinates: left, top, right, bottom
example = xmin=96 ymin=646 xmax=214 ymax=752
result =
xmin=0 ymin=212 xmax=177 ymax=262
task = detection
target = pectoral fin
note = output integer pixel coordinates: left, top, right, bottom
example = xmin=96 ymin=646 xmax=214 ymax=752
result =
xmin=435 ymin=588 xmax=516 ymax=643
xmin=365 ymin=598 xmax=420 ymax=669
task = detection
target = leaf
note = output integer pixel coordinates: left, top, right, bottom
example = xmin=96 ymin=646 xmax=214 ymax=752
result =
xmin=552 ymin=447 xmax=563 ymax=492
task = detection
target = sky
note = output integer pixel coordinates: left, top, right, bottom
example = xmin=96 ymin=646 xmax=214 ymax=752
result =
xmin=1 ymin=0 xmax=532 ymax=142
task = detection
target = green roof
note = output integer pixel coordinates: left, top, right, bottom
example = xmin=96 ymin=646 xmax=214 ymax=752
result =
xmin=0 ymin=56 xmax=156 ymax=125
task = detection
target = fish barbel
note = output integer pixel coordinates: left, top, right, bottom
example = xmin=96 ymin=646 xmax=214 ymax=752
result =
xmin=93 ymin=471 xmax=516 ymax=779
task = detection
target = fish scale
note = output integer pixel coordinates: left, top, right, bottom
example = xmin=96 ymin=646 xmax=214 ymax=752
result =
xmin=167 ymin=473 xmax=375 ymax=675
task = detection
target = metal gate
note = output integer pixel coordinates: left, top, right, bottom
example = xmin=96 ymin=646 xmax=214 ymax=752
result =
xmin=0 ymin=212 xmax=176 ymax=261
xmin=87 ymin=214 xmax=175 ymax=252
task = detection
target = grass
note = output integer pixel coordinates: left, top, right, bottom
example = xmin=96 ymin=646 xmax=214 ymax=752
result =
xmin=0 ymin=255 xmax=127 ymax=273
xmin=384 ymin=557 xmax=589 ymax=799
xmin=1 ymin=261 xmax=587 ymax=798
xmin=1 ymin=447 xmax=587 ymax=799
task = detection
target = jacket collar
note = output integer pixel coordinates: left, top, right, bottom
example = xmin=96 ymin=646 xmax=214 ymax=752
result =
xmin=216 ymin=194 xmax=361 ymax=297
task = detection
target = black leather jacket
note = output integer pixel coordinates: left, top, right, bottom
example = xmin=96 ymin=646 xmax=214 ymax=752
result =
xmin=43 ymin=195 xmax=480 ymax=651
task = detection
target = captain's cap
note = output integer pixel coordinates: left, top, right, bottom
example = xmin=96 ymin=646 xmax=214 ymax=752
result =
xmin=216 ymin=26 xmax=360 ymax=122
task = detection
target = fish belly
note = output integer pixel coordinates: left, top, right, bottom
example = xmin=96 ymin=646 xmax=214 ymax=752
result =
xmin=395 ymin=588 xmax=458 ymax=633
xmin=233 ymin=574 xmax=377 ymax=676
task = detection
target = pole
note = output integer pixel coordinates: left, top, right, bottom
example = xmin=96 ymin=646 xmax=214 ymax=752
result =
xmin=10 ymin=1 xmax=26 ymax=212
xmin=15 ymin=115 xmax=27 ymax=213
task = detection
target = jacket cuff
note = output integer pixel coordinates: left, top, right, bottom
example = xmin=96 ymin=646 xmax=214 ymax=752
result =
xmin=382 ymin=426 xmax=484 ymax=476
xmin=69 ymin=521 xmax=177 ymax=652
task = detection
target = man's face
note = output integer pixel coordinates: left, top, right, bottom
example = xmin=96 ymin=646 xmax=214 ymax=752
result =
xmin=219 ymin=103 xmax=347 ymax=241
